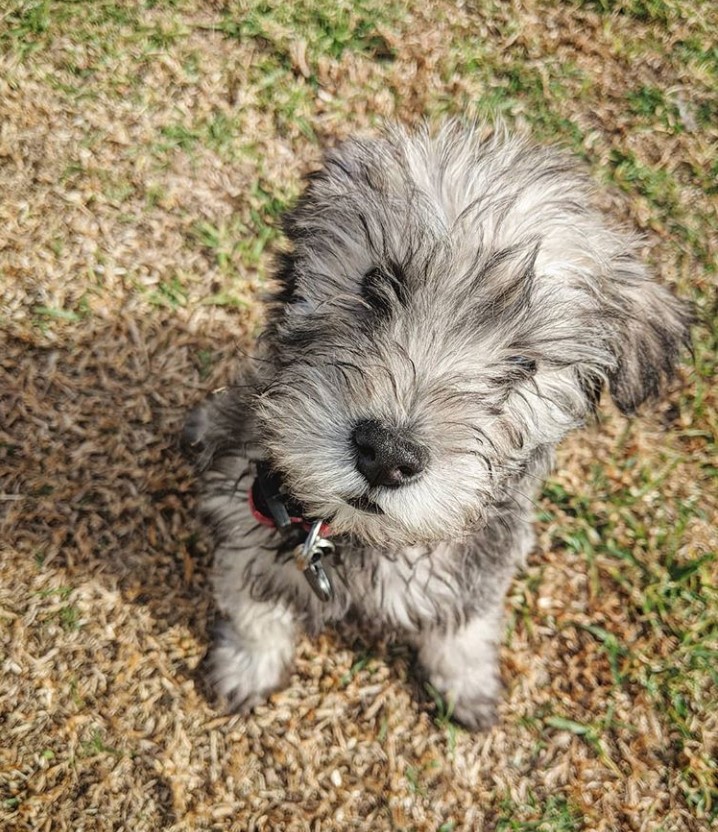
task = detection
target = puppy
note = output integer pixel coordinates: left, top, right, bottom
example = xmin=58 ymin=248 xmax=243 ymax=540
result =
xmin=183 ymin=122 xmax=691 ymax=729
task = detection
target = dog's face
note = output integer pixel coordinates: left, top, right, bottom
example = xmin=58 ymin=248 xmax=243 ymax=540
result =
xmin=253 ymin=125 xmax=691 ymax=548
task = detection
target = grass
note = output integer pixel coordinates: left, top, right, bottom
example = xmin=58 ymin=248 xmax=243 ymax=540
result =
xmin=78 ymin=729 xmax=123 ymax=759
xmin=146 ymin=277 xmax=188 ymax=309
xmin=1 ymin=0 xmax=716 ymax=829
xmin=216 ymin=0 xmax=403 ymax=65
xmin=533 ymin=467 xmax=718 ymax=814
xmin=425 ymin=683 xmax=460 ymax=755
xmin=33 ymin=586 xmax=82 ymax=631
xmin=495 ymin=794 xmax=582 ymax=832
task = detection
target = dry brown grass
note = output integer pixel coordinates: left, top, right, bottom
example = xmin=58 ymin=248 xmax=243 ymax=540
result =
xmin=1 ymin=1 xmax=716 ymax=830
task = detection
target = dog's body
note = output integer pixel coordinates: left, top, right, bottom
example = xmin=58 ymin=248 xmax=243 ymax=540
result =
xmin=185 ymin=123 xmax=690 ymax=729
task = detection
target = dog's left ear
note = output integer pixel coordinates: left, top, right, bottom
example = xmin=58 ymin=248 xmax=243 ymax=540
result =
xmin=603 ymin=257 xmax=693 ymax=415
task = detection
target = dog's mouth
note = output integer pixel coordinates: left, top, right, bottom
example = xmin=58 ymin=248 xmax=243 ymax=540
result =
xmin=345 ymin=494 xmax=385 ymax=515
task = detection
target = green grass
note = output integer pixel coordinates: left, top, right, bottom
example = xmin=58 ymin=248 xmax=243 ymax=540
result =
xmin=79 ymin=728 xmax=123 ymax=759
xmin=58 ymin=603 xmax=81 ymax=631
xmin=626 ymin=83 xmax=683 ymax=132
xmin=0 ymin=0 xmax=195 ymax=54
xmin=34 ymin=586 xmax=82 ymax=632
xmin=442 ymin=3 xmax=717 ymax=279
xmin=605 ymin=148 xmax=715 ymax=269
xmin=194 ymin=349 xmax=214 ymax=380
xmin=32 ymin=305 xmax=84 ymax=323
xmin=535 ymin=473 xmax=718 ymax=816
xmin=146 ymin=276 xmax=188 ymax=309
xmin=608 ymin=148 xmax=679 ymax=210
xmin=495 ymin=793 xmax=583 ymax=831
xmin=446 ymin=47 xmax=590 ymax=151
xmin=339 ymin=651 xmax=374 ymax=687
xmin=425 ymin=682 xmax=461 ymax=754
xmin=404 ymin=758 xmax=441 ymax=797
xmin=216 ymin=0 xmax=402 ymax=66
xmin=575 ymin=0 xmax=692 ymax=22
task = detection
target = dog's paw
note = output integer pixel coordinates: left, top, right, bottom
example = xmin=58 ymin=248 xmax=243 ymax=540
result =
xmin=449 ymin=690 xmax=499 ymax=732
xmin=427 ymin=669 xmax=501 ymax=732
xmin=417 ymin=615 xmax=503 ymax=732
xmin=210 ymin=620 xmax=292 ymax=712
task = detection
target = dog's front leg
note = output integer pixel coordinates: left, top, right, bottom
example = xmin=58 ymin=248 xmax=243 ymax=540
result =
xmin=210 ymin=581 xmax=298 ymax=712
xmin=417 ymin=608 xmax=503 ymax=731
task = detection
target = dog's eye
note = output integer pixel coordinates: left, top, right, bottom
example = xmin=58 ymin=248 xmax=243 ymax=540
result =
xmin=507 ymin=355 xmax=537 ymax=374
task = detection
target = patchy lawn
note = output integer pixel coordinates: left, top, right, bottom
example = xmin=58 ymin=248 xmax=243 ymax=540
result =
xmin=1 ymin=1 xmax=716 ymax=830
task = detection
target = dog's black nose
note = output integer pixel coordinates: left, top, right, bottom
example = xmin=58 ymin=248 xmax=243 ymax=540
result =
xmin=352 ymin=419 xmax=428 ymax=488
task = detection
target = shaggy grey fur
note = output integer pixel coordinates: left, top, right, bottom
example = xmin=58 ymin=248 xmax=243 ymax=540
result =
xmin=184 ymin=122 xmax=691 ymax=729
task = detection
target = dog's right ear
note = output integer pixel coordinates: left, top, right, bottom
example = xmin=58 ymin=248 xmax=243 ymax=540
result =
xmin=602 ymin=257 xmax=693 ymax=415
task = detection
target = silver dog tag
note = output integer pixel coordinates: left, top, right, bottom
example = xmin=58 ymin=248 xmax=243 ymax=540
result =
xmin=297 ymin=520 xmax=335 ymax=602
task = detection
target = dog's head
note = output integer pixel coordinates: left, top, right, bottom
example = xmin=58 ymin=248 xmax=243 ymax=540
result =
xmin=252 ymin=123 xmax=692 ymax=547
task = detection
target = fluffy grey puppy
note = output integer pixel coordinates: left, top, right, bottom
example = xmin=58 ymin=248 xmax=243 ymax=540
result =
xmin=184 ymin=122 xmax=691 ymax=729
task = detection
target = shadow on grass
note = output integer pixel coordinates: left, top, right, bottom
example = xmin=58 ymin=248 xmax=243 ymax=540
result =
xmin=1 ymin=312 xmax=244 ymax=661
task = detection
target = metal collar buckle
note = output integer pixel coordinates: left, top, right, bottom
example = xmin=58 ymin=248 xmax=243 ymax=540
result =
xmin=294 ymin=520 xmax=335 ymax=602
xmin=248 ymin=464 xmax=335 ymax=603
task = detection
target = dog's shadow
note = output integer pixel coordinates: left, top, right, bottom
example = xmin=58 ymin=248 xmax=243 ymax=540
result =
xmin=2 ymin=312 xmax=242 ymax=661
